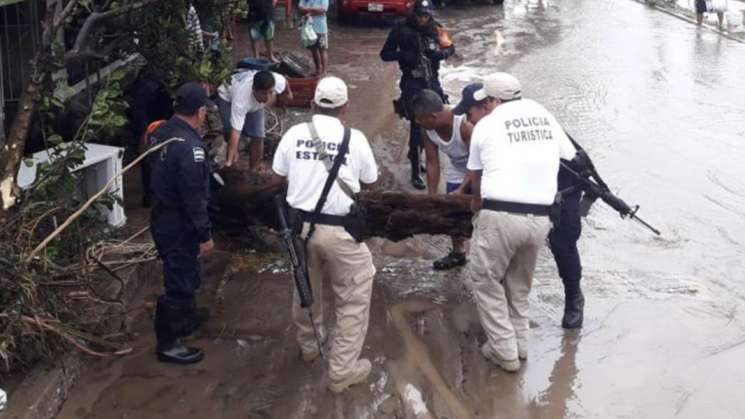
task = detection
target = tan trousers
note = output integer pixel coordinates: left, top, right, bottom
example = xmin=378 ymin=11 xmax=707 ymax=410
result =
xmin=466 ymin=210 xmax=551 ymax=360
xmin=292 ymin=224 xmax=376 ymax=380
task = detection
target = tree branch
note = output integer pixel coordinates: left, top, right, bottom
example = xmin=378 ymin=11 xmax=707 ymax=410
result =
xmin=70 ymin=0 xmax=159 ymax=55
xmin=25 ymin=138 xmax=181 ymax=264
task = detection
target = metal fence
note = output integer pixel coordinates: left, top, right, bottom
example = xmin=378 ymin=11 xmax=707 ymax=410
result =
xmin=1 ymin=0 xmax=41 ymax=136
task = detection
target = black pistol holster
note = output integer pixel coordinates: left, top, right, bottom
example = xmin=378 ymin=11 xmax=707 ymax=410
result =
xmin=550 ymin=192 xmax=563 ymax=228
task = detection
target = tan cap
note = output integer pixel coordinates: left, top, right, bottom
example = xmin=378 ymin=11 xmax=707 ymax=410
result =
xmin=314 ymin=76 xmax=349 ymax=108
xmin=473 ymin=72 xmax=522 ymax=101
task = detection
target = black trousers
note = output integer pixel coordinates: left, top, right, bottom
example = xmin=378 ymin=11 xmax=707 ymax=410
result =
xmin=548 ymin=192 xmax=583 ymax=295
xmin=399 ymin=76 xmax=445 ymax=171
xmin=150 ymin=213 xmax=201 ymax=305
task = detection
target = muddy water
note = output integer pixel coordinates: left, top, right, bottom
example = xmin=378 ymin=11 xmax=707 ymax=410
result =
xmin=54 ymin=1 xmax=745 ymax=418
xmin=438 ymin=0 xmax=745 ymax=417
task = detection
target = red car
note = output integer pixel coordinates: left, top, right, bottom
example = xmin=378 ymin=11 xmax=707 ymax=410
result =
xmin=337 ymin=0 xmax=415 ymax=23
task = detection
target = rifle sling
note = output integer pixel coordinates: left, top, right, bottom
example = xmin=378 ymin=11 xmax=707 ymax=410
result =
xmin=304 ymin=122 xmax=353 ymax=245
xmin=308 ymin=122 xmax=357 ymax=200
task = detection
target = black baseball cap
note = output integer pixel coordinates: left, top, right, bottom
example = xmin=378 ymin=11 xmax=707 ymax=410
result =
xmin=413 ymin=0 xmax=436 ymax=16
xmin=174 ymin=82 xmax=215 ymax=114
xmin=453 ymin=83 xmax=484 ymax=115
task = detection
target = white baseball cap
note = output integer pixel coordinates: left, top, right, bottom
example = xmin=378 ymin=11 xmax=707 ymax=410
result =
xmin=314 ymin=76 xmax=349 ymax=108
xmin=473 ymin=72 xmax=522 ymax=101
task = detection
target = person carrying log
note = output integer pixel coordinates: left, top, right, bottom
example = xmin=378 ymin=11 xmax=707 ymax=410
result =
xmin=269 ymin=76 xmax=379 ymax=393
xmin=411 ymin=87 xmax=476 ymax=270
xmin=465 ymin=73 xmax=578 ymax=372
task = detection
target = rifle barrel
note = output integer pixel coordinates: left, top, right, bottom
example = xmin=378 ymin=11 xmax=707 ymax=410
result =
xmin=632 ymin=215 xmax=661 ymax=236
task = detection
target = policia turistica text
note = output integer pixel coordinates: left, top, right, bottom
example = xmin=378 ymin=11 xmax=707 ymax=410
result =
xmin=149 ymin=82 xmax=215 ymax=365
xmin=464 ymin=73 xmax=583 ymax=372
xmin=269 ymin=77 xmax=379 ymax=393
xmin=380 ymin=0 xmax=454 ymax=190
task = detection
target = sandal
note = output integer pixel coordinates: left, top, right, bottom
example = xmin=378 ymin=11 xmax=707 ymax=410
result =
xmin=433 ymin=251 xmax=467 ymax=270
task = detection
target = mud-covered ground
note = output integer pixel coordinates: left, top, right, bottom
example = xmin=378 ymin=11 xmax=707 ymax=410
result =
xmin=55 ymin=1 xmax=745 ymax=418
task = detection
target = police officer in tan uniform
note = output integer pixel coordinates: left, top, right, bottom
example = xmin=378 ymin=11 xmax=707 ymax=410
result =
xmin=270 ymin=77 xmax=379 ymax=392
xmin=466 ymin=73 xmax=577 ymax=372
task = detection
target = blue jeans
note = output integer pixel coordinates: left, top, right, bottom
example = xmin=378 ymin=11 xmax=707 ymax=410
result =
xmin=216 ymin=97 xmax=266 ymax=139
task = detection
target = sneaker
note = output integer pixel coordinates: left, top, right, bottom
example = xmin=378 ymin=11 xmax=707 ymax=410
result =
xmin=433 ymin=251 xmax=467 ymax=270
xmin=481 ymin=343 xmax=520 ymax=372
xmin=328 ymin=359 xmax=372 ymax=393
xmin=411 ymin=174 xmax=426 ymax=190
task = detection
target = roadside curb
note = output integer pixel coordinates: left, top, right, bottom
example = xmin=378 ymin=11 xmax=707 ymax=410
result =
xmin=0 ymin=354 xmax=84 ymax=419
xmin=1 ymin=260 xmax=157 ymax=419
xmin=630 ymin=0 xmax=745 ymax=43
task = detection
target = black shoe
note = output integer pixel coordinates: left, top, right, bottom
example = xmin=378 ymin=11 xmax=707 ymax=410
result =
xmin=411 ymin=174 xmax=426 ymax=190
xmin=433 ymin=251 xmax=467 ymax=270
xmin=157 ymin=342 xmax=204 ymax=364
xmin=562 ymin=292 xmax=584 ymax=329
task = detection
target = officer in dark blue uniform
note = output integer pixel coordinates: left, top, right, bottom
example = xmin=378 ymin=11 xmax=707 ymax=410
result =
xmin=149 ymin=82 xmax=215 ymax=364
xmin=380 ymin=0 xmax=454 ymax=190
xmin=549 ymin=153 xmax=587 ymax=329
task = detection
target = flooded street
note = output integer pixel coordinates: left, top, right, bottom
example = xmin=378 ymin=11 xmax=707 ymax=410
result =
xmin=54 ymin=1 xmax=745 ymax=418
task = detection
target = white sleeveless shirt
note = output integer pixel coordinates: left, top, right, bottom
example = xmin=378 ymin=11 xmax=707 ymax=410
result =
xmin=425 ymin=113 xmax=469 ymax=184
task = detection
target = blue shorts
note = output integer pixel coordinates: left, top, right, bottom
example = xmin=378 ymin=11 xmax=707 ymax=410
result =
xmin=446 ymin=182 xmax=472 ymax=194
xmin=217 ymin=97 xmax=265 ymax=140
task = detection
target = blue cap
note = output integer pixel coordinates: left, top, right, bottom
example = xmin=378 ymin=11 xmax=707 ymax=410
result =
xmin=413 ymin=0 xmax=436 ymax=16
xmin=453 ymin=83 xmax=484 ymax=115
xmin=174 ymin=81 xmax=215 ymax=114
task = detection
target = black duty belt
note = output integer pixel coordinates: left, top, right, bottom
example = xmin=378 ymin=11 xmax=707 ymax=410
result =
xmin=482 ymin=199 xmax=551 ymax=216
xmin=297 ymin=209 xmax=348 ymax=226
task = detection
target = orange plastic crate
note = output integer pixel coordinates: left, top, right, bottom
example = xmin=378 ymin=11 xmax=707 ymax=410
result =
xmin=280 ymin=76 xmax=321 ymax=108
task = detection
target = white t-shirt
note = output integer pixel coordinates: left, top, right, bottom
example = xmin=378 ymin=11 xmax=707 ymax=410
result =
xmin=425 ymin=113 xmax=469 ymax=184
xmin=467 ymin=98 xmax=577 ymax=205
xmin=272 ymin=115 xmax=379 ymax=216
xmin=217 ymin=70 xmax=288 ymax=131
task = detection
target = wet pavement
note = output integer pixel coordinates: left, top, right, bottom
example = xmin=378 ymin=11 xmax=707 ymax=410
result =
xmin=54 ymin=1 xmax=745 ymax=418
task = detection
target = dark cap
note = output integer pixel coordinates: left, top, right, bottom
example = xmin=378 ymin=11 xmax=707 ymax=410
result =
xmin=174 ymin=81 xmax=215 ymax=114
xmin=453 ymin=83 xmax=484 ymax=115
xmin=413 ymin=0 xmax=435 ymax=16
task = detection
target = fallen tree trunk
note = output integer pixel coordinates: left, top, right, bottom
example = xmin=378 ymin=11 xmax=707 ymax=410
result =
xmin=212 ymin=168 xmax=474 ymax=242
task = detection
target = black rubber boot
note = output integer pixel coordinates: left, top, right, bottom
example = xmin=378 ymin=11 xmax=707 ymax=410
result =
xmin=154 ymin=296 xmax=205 ymax=364
xmin=181 ymin=303 xmax=210 ymax=337
xmin=561 ymin=291 xmax=585 ymax=329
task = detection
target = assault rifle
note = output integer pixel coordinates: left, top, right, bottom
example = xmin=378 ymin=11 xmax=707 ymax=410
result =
xmin=273 ymin=195 xmax=325 ymax=358
xmin=562 ymin=134 xmax=661 ymax=236
xmin=393 ymin=36 xmax=437 ymax=120
xmin=415 ymin=34 xmax=436 ymax=87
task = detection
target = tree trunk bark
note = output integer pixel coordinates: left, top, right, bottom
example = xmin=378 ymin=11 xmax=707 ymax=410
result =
xmin=0 ymin=79 xmax=43 ymax=221
xmin=212 ymin=168 xmax=474 ymax=242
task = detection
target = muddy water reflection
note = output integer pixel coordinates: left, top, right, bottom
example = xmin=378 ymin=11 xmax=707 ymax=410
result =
xmin=390 ymin=0 xmax=745 ymax=416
